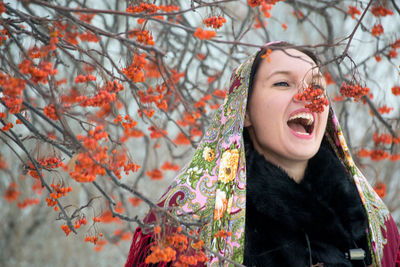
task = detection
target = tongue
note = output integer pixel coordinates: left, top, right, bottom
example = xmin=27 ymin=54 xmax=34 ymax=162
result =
xmin=288 ymin=122 xmax=307 ymax=133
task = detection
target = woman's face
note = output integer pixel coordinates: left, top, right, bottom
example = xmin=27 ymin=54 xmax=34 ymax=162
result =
xmin=245 ymin=48 xmax=329 ymax=165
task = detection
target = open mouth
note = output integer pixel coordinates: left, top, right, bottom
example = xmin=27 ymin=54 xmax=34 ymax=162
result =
xmin=287 ymin=112 xmax=314 ymax=135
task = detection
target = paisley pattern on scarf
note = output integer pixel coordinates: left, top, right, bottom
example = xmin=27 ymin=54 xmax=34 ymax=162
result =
xmin=150 ymin=46 xmax=392 ymax=266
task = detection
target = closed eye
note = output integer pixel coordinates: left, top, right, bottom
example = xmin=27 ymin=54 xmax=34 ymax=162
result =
xmin=273 ymin=81 xmax=289 ymax=87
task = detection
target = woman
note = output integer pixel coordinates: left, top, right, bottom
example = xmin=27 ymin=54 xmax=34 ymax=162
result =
xmin=126 ymin=42 xmax=400 ymax=266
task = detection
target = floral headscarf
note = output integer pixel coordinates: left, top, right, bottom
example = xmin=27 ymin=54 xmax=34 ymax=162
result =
xmin=126 ymin=44 xmax=399 ymax=267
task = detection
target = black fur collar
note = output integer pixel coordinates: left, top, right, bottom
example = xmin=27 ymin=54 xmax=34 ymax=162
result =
xmin=243 ymin=144 xmax=371 ymax=267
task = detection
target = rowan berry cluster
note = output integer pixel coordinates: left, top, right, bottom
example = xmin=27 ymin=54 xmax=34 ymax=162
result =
xmin=126 ymin=3 xmax=179 ymax=14
xmin=371 ymin=6 xmax=394 ymax=17
xmin=75 ymin=74 xmax=96 ymax=83
xmin=1 ymin=122 xmax=13 ymax=131
xmin=373 ymin=182 xmax=387 ymax=198
xmin=4 ymin=182 xmax=20 ymax=202
xmin=122 ymin=53 xmax=147 ymax=83
xmin=145 ymin=225 xmax=208 ymax=266
xmin=0 ymin=29 xmax=8 ymax=46
xmin=103 ymin=80 xmax=124 ymax=92
xmin=69 ymin=149 xmax=107 ymax=183
xmin=193 ymin=28 xmax=216 ymax=40
xmin=294 ymin=85 xmax=329 ymax=113
xmin=77 ymin=90 xmax=116 ymax=107
xmin=348 ymin=5 xmax=361 ymax=19
xmin=371 ymin=24 xmax=384 ymax=37
xmin=128 ymin=29 xmax=155 ymax=46
xmin=0 ymin=72 xmax=26 ymax=113
xmin=392 ymin=86 xmax=400 ymax=96
xmin=358 ymin=149 xmax=391 ymax=161
xmin=84 ymin=234 xmax=102 ymax=244
xmin=79 ymin=31 xmax=98 ymax=43
xmin=203 ymin=16 xmax=227 ymax=29
xmin=339 ymin=82 xmax=369 ymax=101
xmin=247 ymin=0 xmax=282 ymax=8
xmin=74 ymin=216 xmax=87 ymax=229
xmin=27 ymin=157 xmax=63 ymax=179
xmin=46 ymin=183 xmax=72 ymax=210
xmin=377 ymin=105 xmax=394 ymax=114
xmin=43 ymin=104 xmax=59 ymax=120
xmin=17 ymin=198 xmax=40 ymax=209
xmin=146 ymin=169 xmax=163 ymax=180
xmin=61 ymin=224 xmax=71 ymax=236
xmin=372 ymin=133 xmax=398 ymax=145
xmin=3 ymin=96 xmax=23 ymax=113
xmin=18 ymin=60 xmax=58 ymax=84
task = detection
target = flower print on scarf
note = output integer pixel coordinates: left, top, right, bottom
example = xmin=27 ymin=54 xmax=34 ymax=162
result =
xmin=218 ymin=149 xmax=239 ymax=184
xmin=214 ymin=189 xmax=228 ymax=220
xmin=185 ymin=166 xmax=203 ymax=189
xmin=203 ymin=147 xmax=215 ymax=162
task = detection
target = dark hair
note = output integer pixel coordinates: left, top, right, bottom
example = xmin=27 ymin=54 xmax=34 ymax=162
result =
xmin=244 ymin=43 xmax=322 ymax=156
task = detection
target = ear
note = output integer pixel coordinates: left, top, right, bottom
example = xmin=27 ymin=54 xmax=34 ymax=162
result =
xmin=244 ymin=111 xmax=252 ymax=127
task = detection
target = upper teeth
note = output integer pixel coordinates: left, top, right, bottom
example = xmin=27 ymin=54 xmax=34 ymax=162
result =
xmin=288 ymin=112 xmax=314 ymax=125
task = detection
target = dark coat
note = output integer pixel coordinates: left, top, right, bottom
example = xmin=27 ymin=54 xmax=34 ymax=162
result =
xmin=243 ymin=143 xmax=372 ymax=267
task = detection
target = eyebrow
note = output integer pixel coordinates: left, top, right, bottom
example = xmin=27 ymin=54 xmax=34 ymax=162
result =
xmin=266 ymin=70 xmax=324 ymax=81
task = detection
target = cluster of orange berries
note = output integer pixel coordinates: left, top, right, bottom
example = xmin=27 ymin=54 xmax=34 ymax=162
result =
xmin=69 ymin=149 xmax=107 ymax=183
xmin=74 ymin=216 xmax=87 ymax=229
xmin=126 ymin=3 xmax=179 ymax=14
xmin=0 ymin=29 xmax=8 ymax=46
xmin=128 ymin=29 xmax=155 ymax=46
xmin=373 ymin=182 xmax=387 ymax=198
xmin=4 ymin=182 xmax=20 ymax=202
xmin=377 ymin=105 xmax=394 ymax=115
xmin=294 ymin=85 xmax=329 ymax=113
xmin=77 ymin=125 xmax=108 ymax=150
xmin=193 ymin=28 xmax=216 ymax=40
xmin=339 ymin=82 xmax=370 ymax=101
xmin=84 ymin=233 xmax=103 ymax=245
xmin=3 ymin=96 xmax=23 ymax=113
xmin=371 ymin=6 xmax=394 ymax=17
xmin=46 ymin=183 xmax=72 ymax=210
xmin=18 ymin=60 xmax=58 ymax=84
xmin=247 ymin=0 xmax=282 ymax=8
xmin=17 ymin=198 xmax=40 ymax=209
xmin=43 ymin=104 xmax=59 ymax=120
xmin=122 ymin=53 xmax=147 ymax=83
xmin=348 ymin=5 xmax=361 ymax=19
xmin=1 ymin=122 xmax=13 ymax=131
xmin=148 ymin=125 xmax=167 ymax=139
xmin=75 ymin=74 xmax=96 ymax=83
xmin=77 ymin=90 xmax=116 ymax=107
xmin=203 ymin=16 xmax=227 ymax=29
xmin=0 ymin=1 xmax=6 ymax=15
xmin=373 ymin=133 xmax=400 ymax=145
xmin=145 ymin=245 xmax=176 ymax=264
xmin=41 ymin=156 xmax=63 ymax=168
xmin=0 ymin=72 xmax=26 ymax=113
xmin=79 ymin=31 xmax=98 ymax=43
xmin=145 ymin=226 xmax=208 ymax=265
xmin=103 ymin=80 xmax=124 ymax=93
xmin=61 ymin=224 xmax=71 ymax=236
xmin=392 ymin=86 xmax=400 ymax=96
xmin=146 ymin=169 xmax=163 ymax=180
xmin=27 ymin=156 xmax=63 ymax=179
xmin=371 ymin=24 xmax=384 ymax=37
xmin=357 ymin=149 xmax=399 ymax=162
